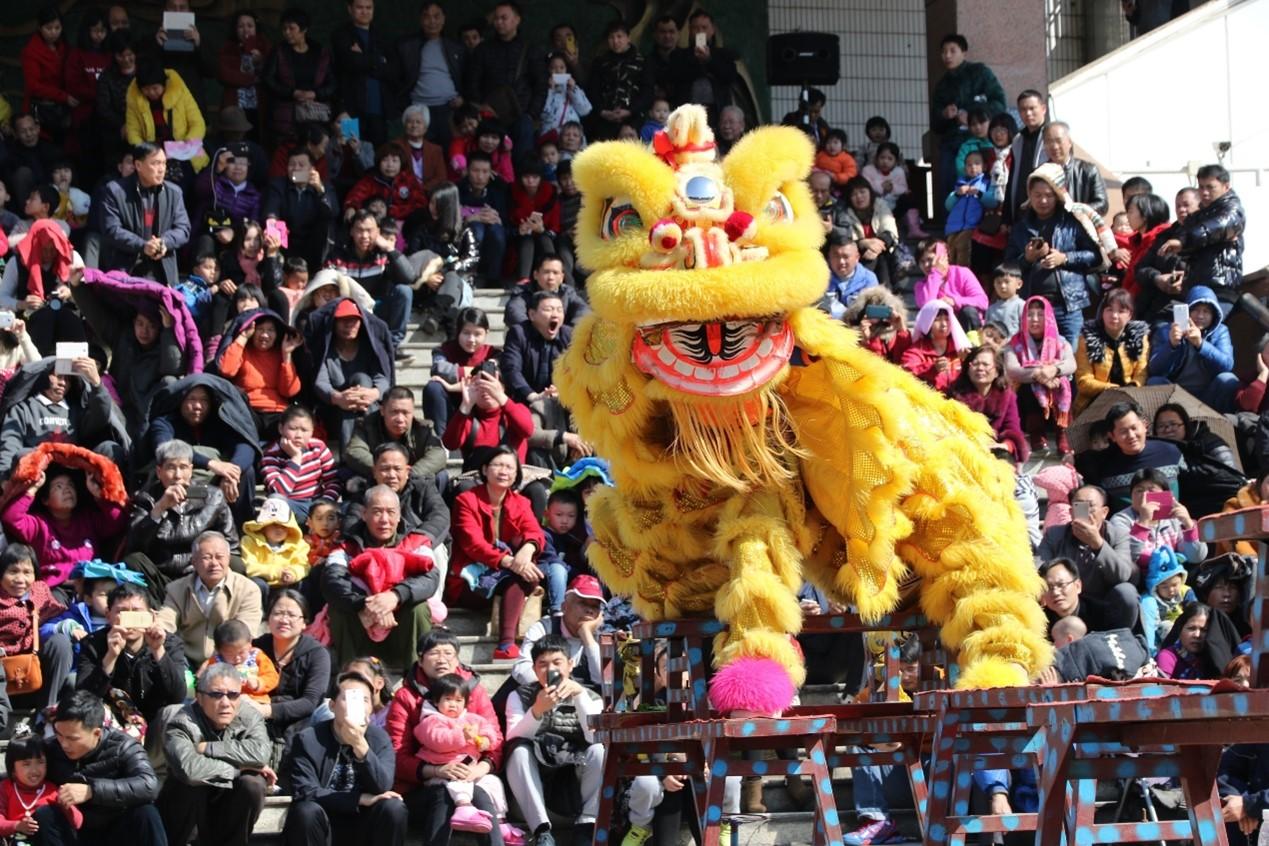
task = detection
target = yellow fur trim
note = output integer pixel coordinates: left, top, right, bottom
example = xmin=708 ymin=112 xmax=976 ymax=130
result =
xmin=954 ymin=656 xmax=1032 ymax=690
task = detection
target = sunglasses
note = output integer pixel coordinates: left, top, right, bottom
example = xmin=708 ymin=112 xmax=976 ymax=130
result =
xmin=199 ymin=690 xmax=242 ymax=701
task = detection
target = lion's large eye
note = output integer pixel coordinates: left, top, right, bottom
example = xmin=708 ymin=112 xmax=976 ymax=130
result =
xmin=763 ymin=191 xmax=794 ymax=223
xmin=600 ymin=197 xmax=644 ymax=240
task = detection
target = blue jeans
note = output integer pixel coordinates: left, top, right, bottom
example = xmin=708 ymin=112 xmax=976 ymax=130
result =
xmin=544 ymin=559 xmax=569 ymax=614
xmin=469 ymin=221 xmax=507 ymax=283
xmin=374 ymin=283 xmax=414 ymax=348
xmin=422 ymin=379 xmax=454 ymax=437
xmin=1051 ymin=302 xmax=1084 ymax=350
xmin=851 ymin=749 xmax=912 ymax=821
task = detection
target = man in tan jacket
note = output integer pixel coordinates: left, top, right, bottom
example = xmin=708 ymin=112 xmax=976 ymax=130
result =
xmin=158 ymin=531 xmax=263 ymax=666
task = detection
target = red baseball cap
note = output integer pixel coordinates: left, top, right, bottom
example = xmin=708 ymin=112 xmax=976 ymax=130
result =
xmin=333 ymin=299 xmax=360 ymax=319
xmin=566 ymin=574 xmax=606 ymax=605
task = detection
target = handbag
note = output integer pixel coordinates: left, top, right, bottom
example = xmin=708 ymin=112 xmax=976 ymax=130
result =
xmin=3 ymin=604 xmax=43 ymax=695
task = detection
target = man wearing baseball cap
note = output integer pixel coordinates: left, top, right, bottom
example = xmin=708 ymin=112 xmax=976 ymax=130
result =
xmin=509 ymin=574 xmax=605 ymax=691
xmin=306 ymin=296 xmax=394 ymax=452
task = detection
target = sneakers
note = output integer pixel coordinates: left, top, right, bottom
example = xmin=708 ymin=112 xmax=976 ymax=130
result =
xmin=502 ymin=824 xmax=527 ymax=846
xmin=621 ymin=824 xmax=652 ymax=846
xmin=493 ymin=643 xmax=521 ymax=660
xmin=420 ymin=315 xmax=441 ymax=336
xmin=534 ymin=828 xmax=557 ymax=846
xmin=394 ymin=348 xmax=415 ymax=366
xmin=843 ymin=817 xmax=902 ymax=846
xmin=451 ymin=804 xmax=493 ymax=833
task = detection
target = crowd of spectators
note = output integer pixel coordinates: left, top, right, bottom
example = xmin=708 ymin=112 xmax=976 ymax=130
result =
xmin=0 ymin=2 xmax=1260 ymax=845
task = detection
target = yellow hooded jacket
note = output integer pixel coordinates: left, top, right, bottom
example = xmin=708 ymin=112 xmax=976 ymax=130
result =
xmin=242 ymin=508 xmax=312 ymax=587
xmin=124 ymin=69 xmax=209 ymax=172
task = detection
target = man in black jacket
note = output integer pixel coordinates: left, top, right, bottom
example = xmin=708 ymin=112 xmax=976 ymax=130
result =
xmin=98 ymin=143 xmax=191 ymax=287
xmin=325 ymin=211 xmax=415 ymax=354
xmin=664 ymin=11 xmax=738 ymax=125
xmin=283 ymin=671 xmax=407 ymax=846
xmin=264 ymin=147 xmax=339 ymax=272
xmin=345 ymin=387 xmax=448 ymax=481
xmin=76 ymin=583 xmax=187 ymax=725
xmin=332 ymin=0 xmax=394 ymax=145
xmin=464 ymin=1 xmax=545 ymax=160
xmin=39 ymin=690 xmax=165 ymax=846
xmin=394 ymin=1 xmax=466 ymax=147
xmin=344 ymin=442 xmax=450 ymax=547
xmin=322 ymin=486 xmax=441 ymax=670
xmin=1042 ymin=122 xmax=1108 ymax=215
xmin=1158 ymin=163 xmax=1246 ymax=299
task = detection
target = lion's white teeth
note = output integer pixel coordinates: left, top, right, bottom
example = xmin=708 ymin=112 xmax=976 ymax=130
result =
xmin=719 ymin=365 xmax=740 ymax=379
xmin=674 ymin=359 xmax=694 ymax=376
xmin=694 ymin=367 xmax=715 ymax=380
xmin=657 ymin=347 xmax=675 ymax=365
xmin=757 ymin=339 xmax=773 ymax=357
xmin=738 ymin=355 xmax=759 ymax=372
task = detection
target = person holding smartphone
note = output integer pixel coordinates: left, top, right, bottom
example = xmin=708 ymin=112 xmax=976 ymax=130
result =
xmin=283 ymin=671 xmax=407 ymax=846
xmin=663 ymin=10 xmax=737 ymax=124
xmin=1108 ymin=468 xmax=1205 ymax=580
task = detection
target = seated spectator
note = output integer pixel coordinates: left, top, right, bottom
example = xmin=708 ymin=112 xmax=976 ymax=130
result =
xmin=0 ymin=735 xmax=84 ymax=837
xmin=901 ymin=300 xmax=970 ymax=393
xmin=1237 ymin=340 xmax=1269 ymax=416
xmin=148 ymin=374 xmax=261 ymax=525
xmin=914 ymin=239 xmax=989 ymax=330
xmin=306 ymin=297 xmax=394 ymax=451
xmin=1038 ymin=482 xmax=1137 ymax=611
xmin=322 ymin=485 xmax=440 ymax=670
xmin=1147 ymin=285 xmax=1237 ymax=412
xmin=505 ymin=633 xmax=604 ymax=846
xmin=1153 ymin=402 xmax=1243 ymax=517
xmin=284 ymin=670 xmax=408 ymax=846
xmin=346 ymin=386 xmax=447 ymax=483
xmin=838 ymin=177 xmax=898 ymax=287
xmin=200 ymin=619 xmax=278 ymax=710
xmin=505 ymin=255 xmax=588 ymax=329
xmin=1044 ymin=621 xmax=1150 ymax=683
xmin=158 ymin=530 xmax=263 ymax=667
xmin=291 ymin=268 xmax=375 ymax=337
xmin=41 ymin=690 xmax=165 ymax=845
xmin=2 ymin=462 xmax=128 ymax=592
xmin=1155 ymin=164 xmax=1245 ymax=304
xmin=1087 ymin=400 xmax=1183 ymax=511
xmin=0 ymin=359 xmax=125 ymax=474
xmin=1140 ymin=547 xmax=1196 ymax=654
xmin=1073 ymin=289 xmax=1149 ymax=417
xmin=126 ymin=439 xmax=240 ymax=603
xmin=509 ymin=162 xmax=560 ymax=286
xmin=342 ymin=142 xmax=428 ymax=228
xmin=1133 ymin=187 xmax=1197 ymax=324
xmin=1 ymin=220 xmax=88 ymax=355
xmin=0 ymin=544 xmax=73 ymax=711
xmin=70 ymin=271 xmax=192 ymax=435
xmin=240 ymin=497 xmax=313 ymax=612
xmin=1156 ymin=602 xmax=1241 ymax=679
xmin=1217 ymin=471 xmax=1269 ymax=558
xmin=395 ymin=105 xmax=448 ymax=197
xmin=821 ymin=233 xmax=877 ymax=319
xmin=1005 ymin=296 xmax=1076 ymax=454
xmin=951 ymin=345 xmax=1027 ymax=459
xmin=408 ymin=182 xmax=479 ymax=336
xmin=1 ymin=114 xmax=58 ymax=216
xmin=216 ymin=221 xmax=273 ymax=322
xmin=1004 ymin=164 xmax=1105 ymax=347
xmin=264 ymin=145 xmax=339 ymax=270
xmin=1218 ymin=741 xmax=1269 ymax=843
xmin=442 ymin=361 xmax=534 ymax=469
xmin=0 ymin=318 xmax=40 ymax=375
xmin=386 ymin=630 xmax=502 ymax=834
xmin=75 ymin=581 xmax=187 ymax=724
xmin=39 ymin=560 xmax=136 ymax=658
xmin=1119 ymin=193 xmax=1171 ymax=298
xmin=814 ymin=129 xmax=856 ymax=188
xmin=326 ymin=210 xmax=415 ymax=355
xmin=124 ymin=60 xmax=208 ymax=195
xmin=344 ymin=444 xmax=450 ymax=566
xmin=1108 ymin=468 xmax=1205 ymax=578
xmin=213 ymin=309 xmax=302 ymax=435
xmin=262 ymin=8 xmax=335 ymax=142
xmin=861 ymin=142 xmax=913 ymax=229
xmin=715 ymin=105 xmax=746 ymax=156
xmin=252 ymin=589 xmax=330 ymax=741
xmin=157 ymin=662 xmax=271 ymax=846
xmin=261 ymin=406 xmax=340 ymax=522
xmin=447 ymin=447 xmax=545 ymax=661
xmin=1040 ymin=556 xmax=1139 ymax=636
xmin=1193 ymin=555 xmax=1252 ymax=636
xmin=458 ymin=152 xmax=509 ymax=286
xmin=844 ymin=287 xmax=911 ymax=364
xmin=511 ymin=575 xmax=605 ymax=691
xmin=983 ymin=265 xmax=1024 ymax=340
xmin=193 ymin=145 xmax=263 ymax=253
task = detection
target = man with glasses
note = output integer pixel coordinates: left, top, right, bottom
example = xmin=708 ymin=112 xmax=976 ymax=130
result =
xmin=1037 ymin=484 xmax=1135 ymax=597
xmin=158 ymin=662 xmax=272 ymax=846
xmin=1040 ymin=557 xmax=1139 ymax=636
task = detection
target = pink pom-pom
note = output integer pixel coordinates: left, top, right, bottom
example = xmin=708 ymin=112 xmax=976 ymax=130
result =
xmin=708 ymin=657 xmax=796 ymax=716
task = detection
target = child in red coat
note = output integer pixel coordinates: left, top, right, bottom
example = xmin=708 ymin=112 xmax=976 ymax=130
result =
xmin=509 ymin=162 xmax=561 ymax=284
xmin=342 ymin=142 xmax=429 ymax=226
xmin=0 ymin=737 xmax=83 ymax=839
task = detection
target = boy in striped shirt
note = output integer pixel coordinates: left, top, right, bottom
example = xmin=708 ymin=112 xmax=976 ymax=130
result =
xmin=261 ymin=406 xmax=341 ymax=520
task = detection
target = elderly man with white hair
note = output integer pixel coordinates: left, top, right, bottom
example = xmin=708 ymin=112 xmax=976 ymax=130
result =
xmin=322 ymin=485 xmax=441 ymax=670
xmin=158 ymin=531 xmax=263 ymax=667
xmin=398 ymin=104 xmax=448 ymax=196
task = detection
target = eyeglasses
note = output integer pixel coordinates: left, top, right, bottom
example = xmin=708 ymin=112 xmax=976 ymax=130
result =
xmin=199 ymin=690 xmax=242 ymax=701
xmin=1045 ymin=580 xmax=1077 ymax=593
xmin=270 ymin=611 xmax=304 ymax=620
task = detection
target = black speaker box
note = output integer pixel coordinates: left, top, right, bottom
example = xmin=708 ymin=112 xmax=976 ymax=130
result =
xmin=767 ymin=32 xmax=841 ymax=86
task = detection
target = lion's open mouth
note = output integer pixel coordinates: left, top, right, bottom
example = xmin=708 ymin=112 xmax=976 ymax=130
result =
xmin=631 ymin=318 xmax=793 ymax=396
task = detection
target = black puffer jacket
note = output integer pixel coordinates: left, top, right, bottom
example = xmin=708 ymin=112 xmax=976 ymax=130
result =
xmin=43 ymin=728 xmax=159 ymax=831
xmin=128 ymin=483 xmax=241 ymax=579
xmin=1178 ymin=189 xmax=1245 ymax=292
xmin=76 ymin=629 xmax=188 ymax=722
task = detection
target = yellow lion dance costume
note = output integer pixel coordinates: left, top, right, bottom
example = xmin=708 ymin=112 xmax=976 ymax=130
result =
xmin=556 ymin=106 xmax=1051 ymax=713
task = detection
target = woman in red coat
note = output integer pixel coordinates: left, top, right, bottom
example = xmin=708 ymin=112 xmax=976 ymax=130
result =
xmin=951 ymin=345 xmax=1028 ymax=460
xmin=1122 ymin=193 xmax=1171 ymax=297
xmin=901 ymin=300 xmax=971 ymax=394
xmin=21 ymin=7 xmax=75 ymax=144
xmin=447 ymin=446 xmax=545 ymax=660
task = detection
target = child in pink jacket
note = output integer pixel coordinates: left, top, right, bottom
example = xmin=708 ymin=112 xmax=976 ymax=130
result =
xmin=914 ymin=239 xmax=989 ymax=330
xmin=414 ymin=673 xmax=507 ymax=834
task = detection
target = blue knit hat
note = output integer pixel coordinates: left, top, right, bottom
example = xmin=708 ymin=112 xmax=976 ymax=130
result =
xmin=1145 ymin=547 xmax=1186 ymax=595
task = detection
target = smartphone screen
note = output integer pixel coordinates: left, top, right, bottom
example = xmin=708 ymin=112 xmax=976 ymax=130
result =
xmin=695 ymin=32 xmax=707 ymax=49
xmin=547 ymin=669 xmax=563 ymax=688
xmin=1144 ymin=490 xmax=1174 ymax=514
xmin=344 ymin=688 xmax=368 ymax=726
xmin=1073 ymin=501 xmax=1092 ymax=522
xmin=1172 ymin=303 xmax=1190 ymax=330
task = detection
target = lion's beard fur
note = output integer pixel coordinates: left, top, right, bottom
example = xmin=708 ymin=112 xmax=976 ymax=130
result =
xmin=665 ymin=387 xmax=806 ymax=491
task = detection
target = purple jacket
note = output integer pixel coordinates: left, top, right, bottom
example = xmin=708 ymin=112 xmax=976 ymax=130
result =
xmin=194 ymin=170 xmax=262 ymax=231
xmin=914 ymin=264 xmax=990 ymax=313
xmin=81 ymin=268 xmax=205 ymax=373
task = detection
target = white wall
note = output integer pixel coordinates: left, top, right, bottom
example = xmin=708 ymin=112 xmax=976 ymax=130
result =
xmin=1049 ymin=0 xmax=1268 ymax=271
xmin=767 ymin=0 xmax=929 ymax=162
